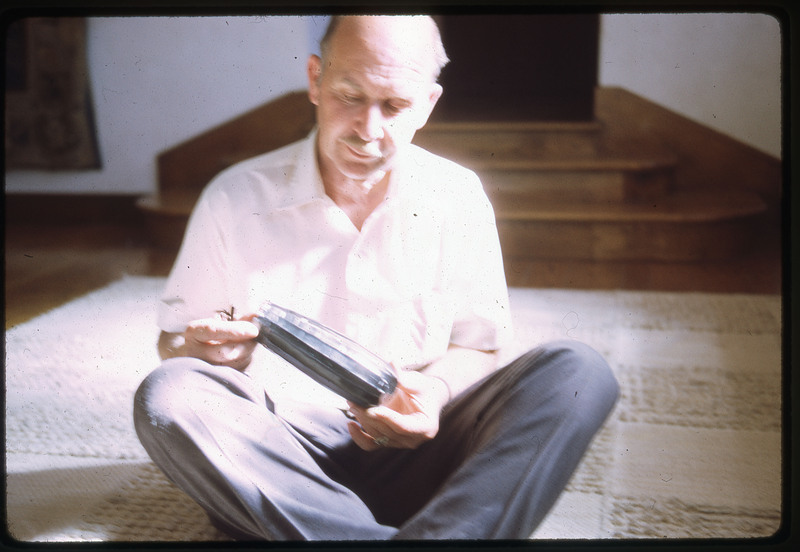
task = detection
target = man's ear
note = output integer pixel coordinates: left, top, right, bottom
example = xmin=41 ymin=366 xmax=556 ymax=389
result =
xmin=416 ymin=83 xmax=443 ymax=130
xmin=307 ymin=55 xmax=323 ymax=106
xmin=429 ymin=83 xmax=443 ymax=109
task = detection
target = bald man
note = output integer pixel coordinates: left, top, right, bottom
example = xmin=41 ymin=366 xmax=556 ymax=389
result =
xmin=134 ymin=16 xmax=618 ymax=540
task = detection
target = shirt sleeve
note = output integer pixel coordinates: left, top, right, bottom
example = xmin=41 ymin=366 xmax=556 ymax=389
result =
xmin=443 ymin=172 xmax=514 ymax=352
xmin=156 ymin=184 xmax=234 ymax=333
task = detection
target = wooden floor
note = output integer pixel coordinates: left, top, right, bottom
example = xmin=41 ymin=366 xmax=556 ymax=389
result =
xmin=5 ymin=221 xmax=784 ymax=330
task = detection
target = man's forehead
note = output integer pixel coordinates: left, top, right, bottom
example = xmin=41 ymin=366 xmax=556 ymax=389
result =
xmin=330 ymin=57 xmax=431 ymax=84
xmin=328 ymin=16 xmax=439 ymax=81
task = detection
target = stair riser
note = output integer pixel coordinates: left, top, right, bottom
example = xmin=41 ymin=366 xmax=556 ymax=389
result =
xmin=483 ymin=168 xmax=673 ymax=204
xmin=142 ymin=212 xmax=188 ymax=250
xmin=498 ymin=218 xmax=761 ymax=262
xmin=142 ymin=209 xmax=759 ymax=263
xmin=414 ymin=130 xmax=600 ymax=161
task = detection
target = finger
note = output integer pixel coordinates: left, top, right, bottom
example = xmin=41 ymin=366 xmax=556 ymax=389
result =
xmin=219 ymin=341 xmax=256 ymax=360
xmin=347 ymin=421 xmax=381 ymax=451
xmin=347 ymin=407 xmax=396 ymax=441
xmin=198 ymin=341 xmax=251 ymax=365
xmin=369 ymin=405 xmax=441 ymax=443
xmin=187 ymin=319 xmax=259 ymax=343
xmin=360 ymin=405 xmax=413 ymax=430
xmin=348 ymin=404 xmax=409 ymax=443
xmin=349 ymin=399 xmax=420 ymax=435
xmin=239 ymin=314 xmax=258 ymax=323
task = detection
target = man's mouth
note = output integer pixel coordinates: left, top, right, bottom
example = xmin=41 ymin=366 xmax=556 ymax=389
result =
xmin=344 ymin=140 xmax=382 ymax=160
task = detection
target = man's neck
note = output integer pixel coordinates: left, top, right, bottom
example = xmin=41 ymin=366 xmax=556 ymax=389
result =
xmin=323 ymin=171 xmax=391 ymax=231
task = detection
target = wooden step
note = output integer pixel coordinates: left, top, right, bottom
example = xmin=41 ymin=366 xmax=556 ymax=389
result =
xmin=157 ymin=90 xmax=315 ymax=199
xmin=138 ymin=87 xmax=779 ymax=264
xmin=496 ymin=190 xmax=768 ymax=261
xmin=416 ymin=120 xmax=678 ymax=203
xmin=479 ymin=154 xmax=677 ymax=204
xmin=414 ymin=120 xmax=602 ymax=163
xmin=136 ymin=194 xmax=195 ymax=250
xmin=138 ymin=186 xmax=766 ymax=262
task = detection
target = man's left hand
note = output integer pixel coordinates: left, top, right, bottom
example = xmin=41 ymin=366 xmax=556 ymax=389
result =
xmin=347 ymin=369 xmax=450 ymax=451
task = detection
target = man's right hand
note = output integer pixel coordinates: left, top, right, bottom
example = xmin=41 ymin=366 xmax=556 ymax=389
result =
xmin=158 ymin=315 xmax=260 ymax=371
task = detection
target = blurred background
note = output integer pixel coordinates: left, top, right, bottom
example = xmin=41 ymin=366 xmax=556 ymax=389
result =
xmin=4 ymin=12 xmax=784 ymax=327
xmin=4 ymin=14 xmax=780 ymax=195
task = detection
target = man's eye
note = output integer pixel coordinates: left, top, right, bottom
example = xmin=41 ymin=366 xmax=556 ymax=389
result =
xmin=384 ymin=102 xmax=408 ymax=115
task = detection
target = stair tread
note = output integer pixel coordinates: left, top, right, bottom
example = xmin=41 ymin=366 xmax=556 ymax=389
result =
xmin=139 ymin=189 xmax=767 ymax=225
xmin=421 ymin=119 xmax=603 ymax=133
xmin=139 ymin=87 xmax=776 ymax=263
xmin=467 ymin=153 xmax=678 ymax=172
xmin=137 ymin=194 xmax=197 ymax=217
xmin=495 ymin=190 xmax=767 ymax=223
xmin=415 ymin=134 xmax=679 ymax=172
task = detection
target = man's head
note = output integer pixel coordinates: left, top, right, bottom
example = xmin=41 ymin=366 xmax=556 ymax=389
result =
xmin=308 ymin=16 xmax=448 ymax=184
xmin=318 ymin=16 xmax=449 ymax=82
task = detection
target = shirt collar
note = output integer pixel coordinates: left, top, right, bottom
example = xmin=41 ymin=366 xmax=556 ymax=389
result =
xmin=277 ymin=128 xmax=327 ymax=210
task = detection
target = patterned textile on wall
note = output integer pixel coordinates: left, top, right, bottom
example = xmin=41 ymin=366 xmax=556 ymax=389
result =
xmin=5 ymin=17 xmax=101 ymax=170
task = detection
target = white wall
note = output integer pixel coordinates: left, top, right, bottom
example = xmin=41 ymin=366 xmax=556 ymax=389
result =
xmin=599 ymin=12 xmax=782 ymax=158
xmin=5 ymin=16 xmax=317 ymax=195
xmin=4 ymin=13 xmax=782 ymax=195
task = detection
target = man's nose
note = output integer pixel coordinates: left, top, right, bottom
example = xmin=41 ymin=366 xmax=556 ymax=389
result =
xmin=355 ymin=103 xmax=385 ymax=142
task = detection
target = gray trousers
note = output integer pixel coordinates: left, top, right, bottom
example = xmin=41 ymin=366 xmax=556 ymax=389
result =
xmin=133 ymin=340 xmax=618 ymax=540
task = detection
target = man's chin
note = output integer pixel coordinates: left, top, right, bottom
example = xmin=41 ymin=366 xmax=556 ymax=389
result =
xmin=339 ymin=158 xmax=391 ymax=181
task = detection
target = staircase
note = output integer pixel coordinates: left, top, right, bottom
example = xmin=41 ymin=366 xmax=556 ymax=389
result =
xmin=137 ymin=91 xmax=316 ymax=250
xmin=138 ymin=87 xmax=777 ymax=271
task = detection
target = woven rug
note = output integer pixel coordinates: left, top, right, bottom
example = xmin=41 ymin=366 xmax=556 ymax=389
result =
xmin=4 ymin=276 xmax=783 ymax=542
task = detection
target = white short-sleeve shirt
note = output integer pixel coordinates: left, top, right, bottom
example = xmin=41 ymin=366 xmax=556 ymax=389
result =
xmin=158 ymin=131 xmax=512 ymax=405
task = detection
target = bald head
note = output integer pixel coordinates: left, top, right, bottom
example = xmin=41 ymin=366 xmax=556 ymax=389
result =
xmin=320 ymin=15 xmax=449 ymax=82
xmin=307 ymin=14 xmax=447 ymax=187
